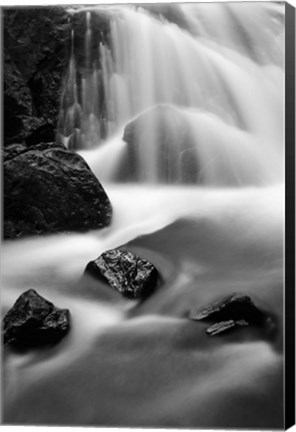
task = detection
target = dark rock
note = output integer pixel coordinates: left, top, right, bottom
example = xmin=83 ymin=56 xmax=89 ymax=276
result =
xmin=2 ymin=143 xmax=28 ymax=160
xmin=2 ymin=289 xmax=70 ymax=347
xmin=3 ymin=142 xmax=112 ymax=239
xmin=189 ymin=293 xmax=270 ymax=336
xmin=189 ymin=293 xmax=266 ymax=325
xmin=26 ymin=123 xmax=56 ymax=147
xmin=206 ymin=319 xmax=248 ymax=336
xmin=119 ymin=104 xmax=201 ymax=183
xmin=3 ymin=7 xmax=71 ymax=146
xmin=85 ymin=249 xmax=159 ymax=299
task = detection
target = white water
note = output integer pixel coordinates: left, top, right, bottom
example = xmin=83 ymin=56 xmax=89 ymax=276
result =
xmin=59 ymin=2 xmax=284 ymax=185
xmin=3 ymin=3 xmax=285 ymax=428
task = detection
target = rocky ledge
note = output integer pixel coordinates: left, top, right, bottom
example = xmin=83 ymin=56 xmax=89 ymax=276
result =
xmin=4 ymin=141 xmax=112 ymax=239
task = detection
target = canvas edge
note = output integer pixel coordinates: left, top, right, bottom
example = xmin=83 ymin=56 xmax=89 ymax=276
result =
xmin=285 ymin=1 xmax=296 ymax=430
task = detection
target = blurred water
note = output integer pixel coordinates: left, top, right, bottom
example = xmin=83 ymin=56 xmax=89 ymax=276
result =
xmin=3 ymin=3 xmax=284 ymax=428
xmin=60 ymin=2 xmax=284 ymax=185
xmin=2 ymin=184 xmax=284 ymax=427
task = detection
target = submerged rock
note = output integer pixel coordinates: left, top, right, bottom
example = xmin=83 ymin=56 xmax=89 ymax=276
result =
xmin=4 ymin=141 xmax=112 ymax=239
xmin=206 ymin=319 xmax=248 ymax=336
xmin=85 ymin=249 xmax=159 ymax=299
xmin=190 ymin=293 xmax=266 ymax=324
xmin=119 ymin=104 xmax=200 ymax=183
xmin=2 ymin=289 xmax=70 ymax=347
xmin=190 ymin=293 xmax=267 ymax=336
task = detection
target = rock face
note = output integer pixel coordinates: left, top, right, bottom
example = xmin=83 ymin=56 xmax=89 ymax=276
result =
xmin=3 ymin=7 xmax=71 ymax=146
xmin=85 ymin=249 xmax=159 ymax=299
xmin=189 ymin=293 xmax=267 ymax=336
xmin=3 ymin=6 xmax=115 ymax=149
xmin=57 ymin=10 xmax=112 ymax=148
xmin=119 ymin=104 xmax=200 ymax=183
xmin=4 ymin=142 xmax=112 ymax=239
xmin=2 ymin=289 xmax=70 ymax=347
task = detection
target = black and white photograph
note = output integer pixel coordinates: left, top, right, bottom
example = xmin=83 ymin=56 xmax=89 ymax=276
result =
xmin=1 ymin=1 xmax=295 ymax=430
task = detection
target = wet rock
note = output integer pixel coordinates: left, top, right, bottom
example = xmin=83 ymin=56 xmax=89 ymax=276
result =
xmin=4 ymin=141 xmax=112 ymax=239
xmin=2 ymin=289 xmax=70 ymax=347
xmin=206 ymin=319 xmax=248 ymax=336
xmin=119 ymin=104 xmax=201 ymax=183
xmin=3 ymin=7 xmax=71 ymax=146
xmin=85 ymin=249 xmax=159 ymax=299
xmin=190 ymin=293 xmax=266 ymax=324
xmin=26 ymin=123 xmax=56 ymax=147
xmin=189 ymin=293 xmax=267 ymax=336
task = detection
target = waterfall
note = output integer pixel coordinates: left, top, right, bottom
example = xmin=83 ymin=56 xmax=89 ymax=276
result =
xmin=58 ymin=2 xmax=284 ymax=185
xmin=3 ymin=3 xmax=285 ymax=427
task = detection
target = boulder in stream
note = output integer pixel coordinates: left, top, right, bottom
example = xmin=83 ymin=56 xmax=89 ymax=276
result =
xmin=189 ymin=293 xmax=267 ymax=336
xmin=2 ymin=289 xmax=71 ymax=348
xmin=119 ymin=104 xmax=200 ymax=183
xmin=4 ymin=141 xmax=112 ymax=239
xmin=85 ymin=248 xmax=159 ymax=299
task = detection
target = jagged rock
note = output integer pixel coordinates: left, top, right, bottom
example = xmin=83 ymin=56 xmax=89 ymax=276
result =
xmin=2 ymin=289 xmax=70 ymax=347
xmin=206 ymin=319 xmax=248 ymax=336
xmin=3 ymin=7 xmax=71 ymax=145
xmin=189 ymin=293 xmax=268 ymax=336
xmin=85 ymin=249 xmax=159 ymax=299
xmin=4 ymin=142 xmax=112 ymax=239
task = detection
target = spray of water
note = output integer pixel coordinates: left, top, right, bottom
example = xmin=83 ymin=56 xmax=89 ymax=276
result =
xmin=3 ymin=3 xmax=285 ymax=427
xmin=59 ymin=2 xmax=284 ymax=185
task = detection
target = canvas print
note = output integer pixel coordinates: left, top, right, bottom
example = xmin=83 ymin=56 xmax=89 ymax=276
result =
xmin=1 ymin=2 xmax=291 ymax=429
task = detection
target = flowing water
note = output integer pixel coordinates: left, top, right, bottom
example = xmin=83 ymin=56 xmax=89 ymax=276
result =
xmin=2 ymin=3 xmax=285 ymax=428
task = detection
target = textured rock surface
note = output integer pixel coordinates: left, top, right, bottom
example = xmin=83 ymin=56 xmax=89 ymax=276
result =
xmin=190 ymin=293 xmax=267 ymax=336
xmin=3 ymin=6 xmax=115 ymax=148
xmin=3 ymin=7 xmax=71 ymax=146
xmin=85 ymin=249 xmax=159 ymax=299
xmin=2 ymin=289 xmax=70 ymax=347
xmin=4 ymin=142 xmax=112 ymax=239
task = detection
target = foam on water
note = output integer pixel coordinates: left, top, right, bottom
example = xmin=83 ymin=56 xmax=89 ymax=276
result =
xmin=3 ymin=3 xmax=284 ymax=427
xmin=58 ymin=2 xmax=283 ymax=185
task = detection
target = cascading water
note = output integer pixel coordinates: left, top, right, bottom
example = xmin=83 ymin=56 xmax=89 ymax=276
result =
xmin=58 ymin=2 xmax=283 ymax=185
xmin=3 ymin=3 xmax=285 ymax=428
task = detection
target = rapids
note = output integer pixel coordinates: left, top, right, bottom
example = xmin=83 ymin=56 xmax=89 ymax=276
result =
xmin=2 ymin=2 xmax=284 ymax=429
